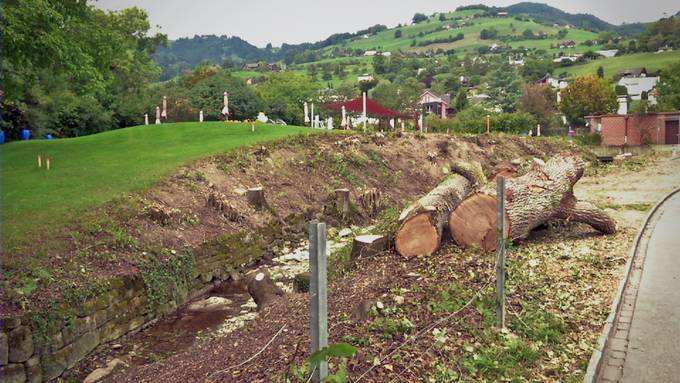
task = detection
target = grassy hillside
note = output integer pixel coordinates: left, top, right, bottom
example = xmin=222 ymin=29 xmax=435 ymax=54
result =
xmin=2 ymin=122 xmax=318 ymax=247
xmin=318 ymin=10 xmax=599 ymax=57
xmin=560 ymin=50 xmax=680 ymax=78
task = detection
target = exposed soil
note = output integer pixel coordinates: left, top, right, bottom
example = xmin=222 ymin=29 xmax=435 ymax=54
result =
xmin=2 ymin=133 xmax=574 ymax=317
xmin=89 ymin=149 xmax=680 ymax=383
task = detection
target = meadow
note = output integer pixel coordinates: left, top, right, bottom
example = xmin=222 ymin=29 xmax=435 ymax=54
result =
xmin=560 ymin=50 xmax=680 ymax=78
xmin=2 ymin=122 xmax=317 ymax=247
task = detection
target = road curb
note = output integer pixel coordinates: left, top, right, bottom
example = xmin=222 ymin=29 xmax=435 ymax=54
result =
xmin=583 ymin=186 xmax=680 ymax=382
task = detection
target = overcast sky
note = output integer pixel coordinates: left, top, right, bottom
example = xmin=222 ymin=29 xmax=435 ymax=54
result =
xmin=94 ymin=0 xmax=678 ymax=47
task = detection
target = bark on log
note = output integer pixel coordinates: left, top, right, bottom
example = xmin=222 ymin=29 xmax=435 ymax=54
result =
xmin=557 ymin=201 xmax=617 ymax=234
xmin=395 ymin=161 xmax=485 ymax=258
xmin=351 ymin=234 xmax=388 ymax=259
xmin=449 ymin=154 xmax=616 ymax=252
xmin=247 ymin=272 xmax=284 ymax=310
xmin=246 ymin=187 xmax=267 ymax=210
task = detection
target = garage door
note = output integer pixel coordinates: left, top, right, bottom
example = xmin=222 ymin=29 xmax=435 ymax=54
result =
xmin=665 ymin=120 xmax=679 ymax=145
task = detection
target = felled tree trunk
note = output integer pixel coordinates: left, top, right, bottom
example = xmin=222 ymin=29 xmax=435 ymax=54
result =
xmin=247 ymin=272 xmax=284 ymax=310
xmin=395 ymin=161 xmax=485 ymax=258
xmin=449 ymin=155 xmax=616 ymax=252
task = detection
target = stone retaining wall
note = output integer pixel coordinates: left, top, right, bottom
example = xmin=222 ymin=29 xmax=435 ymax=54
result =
xmin=0 ymin=248 xmax=238 ymax=383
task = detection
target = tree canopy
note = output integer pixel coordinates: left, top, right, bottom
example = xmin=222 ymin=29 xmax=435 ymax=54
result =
xmin=560 ymin=75 xmax=617 ymax=125
xmin=1 ymin=0 xmax=166 ymax=138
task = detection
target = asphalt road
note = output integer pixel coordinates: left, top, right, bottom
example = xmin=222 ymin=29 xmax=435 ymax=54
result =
xmin=622 ymin=191 xmax=680 ymax=382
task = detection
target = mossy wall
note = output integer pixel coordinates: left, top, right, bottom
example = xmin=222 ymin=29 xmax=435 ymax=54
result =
xmin=1 ymin=230 xmax=264 ymax=382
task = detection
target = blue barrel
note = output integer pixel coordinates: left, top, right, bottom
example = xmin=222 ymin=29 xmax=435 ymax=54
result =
xmin=0 ymin=131 xmax=4 ymax=144
xmin=46 ymin=134 xmax=53 ymax=140
xmin=20 ymin=129 xmax=31 ymax=140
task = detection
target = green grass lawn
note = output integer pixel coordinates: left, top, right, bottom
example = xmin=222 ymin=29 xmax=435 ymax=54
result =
xmin=560 ymin=50 xmax=680 ymax=78
xmin=2 ymin=122 xmax=318 ymax=248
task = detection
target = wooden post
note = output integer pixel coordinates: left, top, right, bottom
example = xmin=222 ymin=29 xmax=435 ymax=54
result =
xmin=309 ymin=222 xmax=328 ymax=382
xmin=46 ymin=156 xmax=52 ymax=171
xmin=251 ymin=122 xmax=255 ymax=132
xmin=37 ymin=154 xmax=42 ymax=168
xmin=496 ymin=176 xmax=506 ymax=329
xmin=334 ymin=188 xmax=350 ymax=219
xmin=486 ymin=115 xmax=491 ymax=134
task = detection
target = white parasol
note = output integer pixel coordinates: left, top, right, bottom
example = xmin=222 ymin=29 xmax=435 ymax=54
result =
xmin=341 ymin=106 xmax=347 ymax=129
xmin=161 ymin=96 xmax=168 ymax=119
xmin=155 ymin=106 xmax=161 ymax=124
xmin=144 ymin=113 xmax=149 ymax=125
xmin=199 ymin=110 xmax=204 ymax=122
xmin=304 ymin=102 xmax=310 ymax=124
xmin=221 ymin=91 xmax=229 ymax=117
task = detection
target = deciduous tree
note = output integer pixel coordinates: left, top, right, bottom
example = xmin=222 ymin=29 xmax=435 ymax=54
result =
xmin=560 ymin=75 xmax=617 ymax=125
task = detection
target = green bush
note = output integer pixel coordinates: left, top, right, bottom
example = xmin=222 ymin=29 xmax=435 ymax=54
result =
xmin=425 ymin=107 xmax=537 ymax=135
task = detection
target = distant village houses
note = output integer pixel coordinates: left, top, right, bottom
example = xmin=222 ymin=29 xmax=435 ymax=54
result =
xmin=241 ymin=62 xmax=281 ymax=72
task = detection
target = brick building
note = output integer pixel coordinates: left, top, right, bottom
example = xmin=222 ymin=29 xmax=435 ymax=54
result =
xmin=585 ymin=112 xmax=680 ymax=146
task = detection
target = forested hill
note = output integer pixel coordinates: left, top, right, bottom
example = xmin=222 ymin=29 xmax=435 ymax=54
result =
xmin=504 ymin=3 xmax=647 ymax=36
xmin=154 ymin=35 xmax=272 ymax=79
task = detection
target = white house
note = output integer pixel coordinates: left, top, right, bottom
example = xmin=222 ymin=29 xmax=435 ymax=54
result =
xmin=363 ymin=50 xmax=377 ymax=56
xmin=596 ymin=49 xmax=618 ymax=58
xmin=508 ymin=56 xmax=524 ymax=66
xmin=617 ymin=76 xmax=660 ymax=102
xmin=357 ymin=73 xmax=374 ymax=82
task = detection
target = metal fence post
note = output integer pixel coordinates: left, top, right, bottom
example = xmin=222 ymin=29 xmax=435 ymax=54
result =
xmin=309 ymin=222 xmax=328 ymax=382
xmin=496 ymin=176 xmax=506 ymax=329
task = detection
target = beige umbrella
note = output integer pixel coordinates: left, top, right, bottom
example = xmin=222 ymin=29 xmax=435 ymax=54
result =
xmin=221 ymin=92 xmax=229 ymax=117
xmin=155 ymin=106 xmax=161 ymax=124
xmin=161 ymin=96 xmax=168 ymax=119
xmin=144 ymin=113 xmax=149 ymax=125
xmin=199 ymin=110 xmax=204 ymax=122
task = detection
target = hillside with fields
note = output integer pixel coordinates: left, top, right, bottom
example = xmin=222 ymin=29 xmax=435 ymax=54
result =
xmin=3 ymin=1 xmax=680 ymax=382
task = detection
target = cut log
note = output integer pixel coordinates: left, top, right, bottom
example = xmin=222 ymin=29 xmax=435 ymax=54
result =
xmin=449 ymin=154 xmax=616 ymax=251
xmin=351 ymin=234 xmax=388 ymax=259
xmin=247 ymin=272 xmax=284 ymax=310
xmin=395 ymin=161 xmax=485 ymax=258
xmin=448 ymin=194 xmax=510 ymax=253
xmin=246 ymin=187 xmax=267 ymax=210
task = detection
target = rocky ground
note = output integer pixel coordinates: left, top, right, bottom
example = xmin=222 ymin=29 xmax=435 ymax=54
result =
xmin=62 ymin=149 xmax=680 ymax=382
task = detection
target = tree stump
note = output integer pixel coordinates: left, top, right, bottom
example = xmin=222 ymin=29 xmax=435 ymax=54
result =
xmin=359 ymin=188 xmax=382 ymax=217
xmin=246 ymin=187 xmax=267 ymax=210
xmin=395 ymin=161 xmax=485 ymax=258
xmin=247 ymin=272 xmax=284 ymax=310
xmin=334 ymin=188 xmax=350 ymax=219
xmin=351 ymin=234 xmax=388 ymax=259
